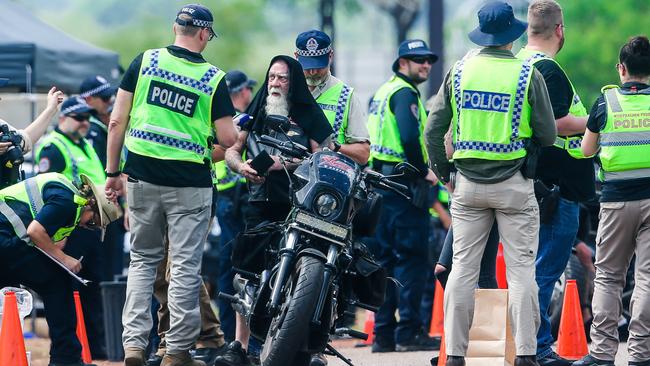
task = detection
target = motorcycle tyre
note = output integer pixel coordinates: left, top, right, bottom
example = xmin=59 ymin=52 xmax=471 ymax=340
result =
xmin=261 ymin=256 xmax=325 ymax=366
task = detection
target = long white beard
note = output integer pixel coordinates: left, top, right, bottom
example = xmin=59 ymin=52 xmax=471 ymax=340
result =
xmin=265 ymin=89 xmax=290 ymax=116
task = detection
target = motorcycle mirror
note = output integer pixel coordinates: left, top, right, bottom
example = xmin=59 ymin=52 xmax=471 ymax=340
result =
xmin=266 ymin=114 xmax=291 ymax=133
xmin=393 ymin=162 xmax=419 ymax=177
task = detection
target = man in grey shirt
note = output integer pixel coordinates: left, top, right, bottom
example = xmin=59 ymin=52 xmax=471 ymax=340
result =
xmin=424 ymin=2 xmax=556 ymax=366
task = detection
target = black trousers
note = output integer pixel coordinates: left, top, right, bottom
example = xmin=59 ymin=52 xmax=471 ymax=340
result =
xmin=63 ymin=227 xmax=107 ymax=358
xmin=0 ymin=237 xmax=82 ymax=364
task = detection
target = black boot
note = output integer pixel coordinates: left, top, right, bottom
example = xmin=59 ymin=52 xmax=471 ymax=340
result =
xmin=515 ymin=355 xmax=540 ymax=366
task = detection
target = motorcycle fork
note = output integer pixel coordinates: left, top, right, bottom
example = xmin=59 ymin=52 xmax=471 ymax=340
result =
xmin=311 ymin=244 xmax=339 ymax=325
xmin=269 ymin=229 xmax=299 ymax=314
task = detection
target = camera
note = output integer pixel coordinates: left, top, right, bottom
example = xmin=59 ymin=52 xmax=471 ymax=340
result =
xmin=0 ymin=124 xmax=24 ymax=188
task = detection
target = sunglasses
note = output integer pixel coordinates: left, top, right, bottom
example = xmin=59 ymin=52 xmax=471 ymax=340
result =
xmin=100 ymin=95 xmax=113 ymax=103
xmin=205 ymin=27 xmax=216 ymax=41
xmin=408 ymin=56 xmax=433 ymax=65
xmin=68 ymin=114 xmax=90 ymax=122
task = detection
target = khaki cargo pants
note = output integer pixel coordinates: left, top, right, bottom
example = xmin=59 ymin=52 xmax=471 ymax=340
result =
xmin=444 ymin=172 xmax=541 ymax=356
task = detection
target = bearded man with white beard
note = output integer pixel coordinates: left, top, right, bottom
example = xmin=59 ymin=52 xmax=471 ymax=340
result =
xmin=216 ymin=55 xmax=333 ymax=366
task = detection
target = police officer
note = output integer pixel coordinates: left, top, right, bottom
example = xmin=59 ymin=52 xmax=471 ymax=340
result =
xmin=294 ymin=30 xmax=370 ymax=165
xmin=574 ymin=35 xmax=650 ymax=366
xmin=36 ymin=96 xmax=110 ymax=359
xmin=80 ymin=75 xmax=117 ymax=167
xmin=425 ymin=2 xmax=557 ymax=365
xmin=367 ymin=39 xmax=439 ymax=353
xmin=212 ymin=70 xmax=256 ymax=342
xmin=515 ymin=2 xmax=596 ymax=365
xmin=105 ymin=4 xmax=237 ymax=366
xmin=0 ymin=172 xmax=121 ymax=366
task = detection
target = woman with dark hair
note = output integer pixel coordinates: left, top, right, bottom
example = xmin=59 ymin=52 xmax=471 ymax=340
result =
xmin=574 ymin=35 xmax=650 ymax=366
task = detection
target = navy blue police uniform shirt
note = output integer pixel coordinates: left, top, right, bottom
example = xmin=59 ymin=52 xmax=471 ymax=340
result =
xmin=586 ymin=81 xmax=650 ymax=203
xmin=533 ymin=60 xmax=595 ymax=203
xmin=86 ymin=119 xmax=108 ymax=169
xmin=120 ymin=45 xmax=235 ymax=188
xmin=0 ymin=182 xmax=78 ymax=248
xmin=37 ymin=127 xmax=95 ymax=174
xmin=386 ymin=72 xmax=429 ymax=177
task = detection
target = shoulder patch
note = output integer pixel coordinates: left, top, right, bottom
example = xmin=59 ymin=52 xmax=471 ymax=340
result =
xmin=410 ymin=104 xmax=419 ymax=119
xmin=38 ymin=158 xmax=51 ymax=173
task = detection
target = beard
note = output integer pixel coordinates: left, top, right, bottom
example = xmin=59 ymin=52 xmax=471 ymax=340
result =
xmin=305 ymin=73 xmax=327 ymax=87
xmin=265 ymin=87 xmax=290 ymax=116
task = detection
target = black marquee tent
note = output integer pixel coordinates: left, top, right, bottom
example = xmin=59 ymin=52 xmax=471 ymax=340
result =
xmin=0 ymin=0 xmax=120 ymax=93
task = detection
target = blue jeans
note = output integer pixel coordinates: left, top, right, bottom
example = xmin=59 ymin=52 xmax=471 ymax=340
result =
xmin=535 ymin=198 xmax=579 ymax=358
xmin=372 ymin=190 xmax=430 ymax=344
xmin=215 ymin=186 xmax=247 ymax=342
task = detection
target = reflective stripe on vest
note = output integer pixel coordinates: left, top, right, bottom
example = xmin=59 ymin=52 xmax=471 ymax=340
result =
xmin=317 ymin=83 xmax=352 ymax=144
xmin=598 ymin=87 xmax=650 ymax=181
xmin=141 ymin=49 xmax=218 ymax=96
xmin=451 ymin=55 xmax=532 ymax=159
xmin=518 ymin=49 xmax=591 ymax=159
xmin=126 ymin=48 xmax=223 ymax=164
xmin=0 ymin=173 xmax=83 ymax=244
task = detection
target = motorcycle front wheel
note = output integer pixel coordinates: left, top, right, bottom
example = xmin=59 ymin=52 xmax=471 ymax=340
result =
xmin=260 ymin=255 xmax=325 ymax=366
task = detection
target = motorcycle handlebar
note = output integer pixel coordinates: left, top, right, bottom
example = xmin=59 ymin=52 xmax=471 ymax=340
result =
xmin=257 ymin=134 xmax=310 ymax=159
xmin=364 ymin=170 xmax=410 ymax=197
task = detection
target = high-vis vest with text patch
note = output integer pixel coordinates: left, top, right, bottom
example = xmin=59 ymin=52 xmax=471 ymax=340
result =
xmin=516 ymin=48 xmax=590 ymax=159
xmin=0 ymin=173 xmax=86 ymax=244
xmin=35 ymin=130 xmax=106 ymax=186
xmin=450 ymin=54 xmax=533 ymax=161
xmin=316 ymin=81 xmax=353 ymax=144
xmin=126 ymin=48 xmax=225 ymax=164
xmin=598 ymin=85 xmax=650 ymax=182
xmin=367 ymin=76 xmax=429 ymax=163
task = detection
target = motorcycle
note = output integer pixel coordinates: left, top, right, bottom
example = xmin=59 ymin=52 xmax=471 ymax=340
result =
xmin=220 ymin=115 xmax=415 ymax=366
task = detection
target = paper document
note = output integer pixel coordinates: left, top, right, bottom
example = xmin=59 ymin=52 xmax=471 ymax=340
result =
xmin=34 ymin=246 xmax=91 ymax=285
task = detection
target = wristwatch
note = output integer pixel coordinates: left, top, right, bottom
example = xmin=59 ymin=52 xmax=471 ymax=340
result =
xmin=105 ymin=170 xmax=121 ymax=178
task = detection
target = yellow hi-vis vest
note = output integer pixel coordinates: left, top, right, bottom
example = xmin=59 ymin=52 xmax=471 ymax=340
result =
xmin=0 ymin=173 xmax=86 ymax=244
xmin=450 ymin=54 xmax=534 ymax=161
xmin=598 ymin=85 xmax=650 ymax=182
xmin=516 ymin=48 xmax=591 ymax=159
xmin=316 ymin=81 xmax=353 ymax=144
xmin=35 ymin=130 xmax=106 ymax=186
xmin=367 ymin=76 xmax=429 ymax=163
xmin=212 ymin=160 xmax=245 ymax=192
xmin=126 ymin=48 xmax=225 ymax=164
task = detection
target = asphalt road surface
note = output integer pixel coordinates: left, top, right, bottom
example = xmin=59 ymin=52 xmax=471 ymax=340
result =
xmin=326 ymin=342 xmax=631 ymax=366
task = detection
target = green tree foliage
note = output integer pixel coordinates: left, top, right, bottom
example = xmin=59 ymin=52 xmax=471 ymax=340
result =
xmin=20 ymin=0 xmax=271 ymax=78
xmin=557 ymin=0 xmax=650 ymax=108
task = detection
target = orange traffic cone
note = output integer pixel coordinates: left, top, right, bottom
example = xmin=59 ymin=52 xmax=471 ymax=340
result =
xmin=428 ymin=280 xmax=444 ymax=337
xmin=496 ymin=242 xmax=508 ymax=289
xmin=0 ymin=291 xmax=29 ymax=366
xmin=436 ymin=333 xmax=447 ymax=366
xmin=557 ymin=280 xmax=588 ymax=360
xmin=73 ymin=291 xmax=93 ymax=363
xmin=361 ymin=310 xmax=375 ymax=346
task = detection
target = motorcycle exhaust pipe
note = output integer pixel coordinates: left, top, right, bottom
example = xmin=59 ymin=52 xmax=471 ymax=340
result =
xmin=269 ymin=230 xmax=299 ymax=314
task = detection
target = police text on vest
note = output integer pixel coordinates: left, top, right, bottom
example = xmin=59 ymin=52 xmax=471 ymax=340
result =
xmin=462 ymin=90 xmax=511 ymax=113
xmin=147 ymin=80 xmax=199 ymax=117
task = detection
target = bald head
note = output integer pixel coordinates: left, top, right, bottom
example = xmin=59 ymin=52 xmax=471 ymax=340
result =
xmin=527 ymin=0 xmax=563 ymax=40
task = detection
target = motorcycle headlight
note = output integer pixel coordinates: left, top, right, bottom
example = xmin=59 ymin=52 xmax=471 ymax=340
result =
xmin=314 ymin=193 xmax=339 ymax=218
